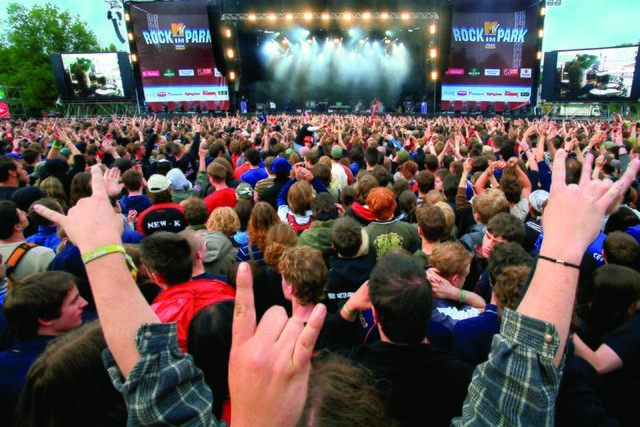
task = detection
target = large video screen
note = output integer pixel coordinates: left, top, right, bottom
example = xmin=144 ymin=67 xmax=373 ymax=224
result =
xmin=543 ymin=46 xmax=640 ymax=101
xmin=442 ymin=0 xmax=542 ymax=106
xmin=129 ymin=0 xmax=229 ymax=111
xmin=50 ymin=52 xmax=136 ymax=101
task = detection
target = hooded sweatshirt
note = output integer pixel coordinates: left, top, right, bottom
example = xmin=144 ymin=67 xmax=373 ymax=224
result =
xmin=199 ymin=230 xmax=238 ymax=276
xmin=325 ymin=253 xmax=375 ymax=313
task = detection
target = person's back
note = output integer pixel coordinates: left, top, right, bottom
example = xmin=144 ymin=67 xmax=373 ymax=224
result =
xmin=141 ymin=232 xmax=235 ymax=351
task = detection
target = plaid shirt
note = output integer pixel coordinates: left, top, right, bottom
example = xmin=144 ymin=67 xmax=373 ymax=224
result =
xmin=104 ymin=309 xmax=561 ymax=426
xmin=104 ymin=323 xmax=224 ymax=426
xmin=452 ymin=308 xmax=563 ymax=426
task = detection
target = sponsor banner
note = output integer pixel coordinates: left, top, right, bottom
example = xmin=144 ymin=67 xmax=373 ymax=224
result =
xmin=520 ymin=68 xmax=532 ymax=78
xmin=484 ymin=69 xmax=500 ymax=76
xmin=178 ymin=69 xmax=194 ymax=76
xmin=143 ymin=85 xmax=231 ymax=102
xmin=162 ymin=68 xmax=176 ymax=78
xmin=442 ymin=84 xmax=532 ymax=103
xmin=143 ymin=70 xmax=160 ymax=78
xmin=446 ymin=68 xmax=465 ymax=75
xmin=0 ymin=102 xmax=10 ymax=119
xmin=467 ymin=68 xmax=481 ymax=76
xmin=197 ymin=68 xmax=213 ymax=76
xmin=503 ymin=68 xmax=519 ymax=76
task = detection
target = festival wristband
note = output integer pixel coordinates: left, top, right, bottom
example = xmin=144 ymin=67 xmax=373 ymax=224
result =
xmin=82 ymin=244 xmax=126 ymax=264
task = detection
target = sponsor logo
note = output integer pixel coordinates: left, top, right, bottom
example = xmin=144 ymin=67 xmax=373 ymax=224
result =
xmin=162 ymin=68 xmax=176 ymax=78
xmin=197 ymin=68 xmax=213 ymax=76
xmin=214 ymin=68 xmax=222 ymax=77
xmin=457 ymin=91 xmax=468 ymax=96
xmin=218 ymin=91 xmax=228 ymax=96
xmin=452 ymin=22 xmax=528 ymax=45
xmin=520 ymin=92 xmax=530 ymax=97
xmin=142 ymin=70 xmax=160 ymax=78
xmin=185 ymin=91 xmax=200 ymax=96
xmin=141 ymin=23 xmax=212 ymax=50
xmin=156 ymin=92 xmax=167 ymax=97
xmin=446 ymin=68 xmax=465 ymax=75
xmin=505 ymin=91 xmax=518 ymax=97
xmin=203 ymin=90 xmax=217 ymax=96
xmin=484 ymin=69 xmax=500 ymax=76
xmin=503 ymin=68 xmax=519 ymax=76
xmin=179 ymin=69 xmax=194 ymax=77
xmin=467 ymin=68 xmax=481 ymax=77
xmin=487 ymin=92 xmax=502 ymax=96
xmin=168 ymin=92 xmax=183 ymax=96
xmin=520 ymin=68 xmax=532 ymax=78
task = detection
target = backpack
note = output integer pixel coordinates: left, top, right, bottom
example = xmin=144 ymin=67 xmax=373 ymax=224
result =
xmin=5 ymin=242 xmax=37 ymax=288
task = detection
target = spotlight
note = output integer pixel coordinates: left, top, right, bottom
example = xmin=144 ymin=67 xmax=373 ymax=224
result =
xmin=322 ymin=13 xmax=330 ymax=20
xmin=540 ymin=7 xmax=546 ymax=16
xmin=431 ymin=71 xmax=438 ymax=80
xmin=282 ymin=38 xmax=288 ymax=45
xmin=380 ymin=12 xmax=389 ymax=20
xmin=304 ymin=12 xmax=312 ymax=21
xmin=286 ymin=14 xmax=293 ymax=20
xmin=127 ymin=33 xmax=133 ymax=41
xmin=429 ymin=24 xmax=437 ymax=34
xmin=229 ymin=71 xmax=236 ymax=80
xmin=268 ymin=14 xmax=276 ymax=21
xmin=362 ymin=12 xmax=371 ymax=20
xmin=227 ymin=48 xmax=234 ymax=58
xmin=343 ymin=13 xmax=352 ymax=21
xmin=384 ymin=38 xmax=391 ymax=44
xmin=348 ymin=29 xmax=356 ymax=37
xmin=430 ymin=48 xmax=437 ymax=58
xmin=124 ymin=13 xmax=130 ymax=21
xmin=333 ymin=38 xmax=340 ymax=44
xmin=131 ymin=53 xmax=137 ymax=62
xmin=225 ymin=28 xmax=231 ymax=38
xmin=537 ymin=51 xmax=542 ymax=60
xmin=359 ymin=39 xmax=365 ymax=44
xmin=400 ymin=13 xmax=410 ymax=20
xmin=307 ymin=38 xmax=313 ymax=44
xmin=538 ymin=29 xmax=544 ymax=38
xmin=248 ymin=14 xmax=256 ymax=21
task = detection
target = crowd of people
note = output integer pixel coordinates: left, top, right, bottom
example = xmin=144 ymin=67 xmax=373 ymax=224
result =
xmin=0 ymin=111 xmax=639 ymax=426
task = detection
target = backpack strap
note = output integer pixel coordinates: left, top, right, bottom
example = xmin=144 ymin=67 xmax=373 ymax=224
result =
xmin=5 ymin=242 xmax=38 ymax=288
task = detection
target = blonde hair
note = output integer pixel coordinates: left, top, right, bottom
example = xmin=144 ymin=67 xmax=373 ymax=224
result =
xmin=206 ymin=207 xmax=240 ymax=237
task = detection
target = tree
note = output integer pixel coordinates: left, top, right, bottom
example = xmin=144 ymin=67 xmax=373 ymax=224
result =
xmin=0 ymin=2 xmax=101 ymax=116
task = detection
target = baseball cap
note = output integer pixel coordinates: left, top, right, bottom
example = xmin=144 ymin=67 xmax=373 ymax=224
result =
xmin=271 ymin=157 xmax=292 ymax=173
xmin=59 ymin=148 xmax=72 ymax=158
xmin=529 ymin=189 xmax=550 ymax=214
xmin=236 ymin=182 xmax=254 ymax=200
xmin=147 ymin=174 xmax=172 ymax=193
xmin=331 ymin=145 xmax=343 ymax=159
xmin=396 ymin=149 xmax=410 ymax=163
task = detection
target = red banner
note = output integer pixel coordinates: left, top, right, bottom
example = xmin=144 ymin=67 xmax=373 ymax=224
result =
xmin=0 ymin=102 xmax=10 ymax=119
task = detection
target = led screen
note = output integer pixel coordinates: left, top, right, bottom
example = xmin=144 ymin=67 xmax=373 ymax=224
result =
xmin=129 ymin=0 xmax=229 ymax=111
xmin=442 ymin=0 xmax=542 ymax=107
xmin=549 ymin=46 xmax=639 ymax=101
xmin=51 ymin=52 xmax=135 ymax=101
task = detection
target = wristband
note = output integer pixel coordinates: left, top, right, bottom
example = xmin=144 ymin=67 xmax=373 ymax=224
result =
xmin=82 ymin=244 xmax=126 ymax=264
xmin=342 ymin=302 xmax=356 ymax=317
xmin=460 ymin=289 xmax=466 ymax=304
xmin=537 ymin=255 xmax=580 ymax=270
xmin=52 ymin=141 xmax=62 ymax=149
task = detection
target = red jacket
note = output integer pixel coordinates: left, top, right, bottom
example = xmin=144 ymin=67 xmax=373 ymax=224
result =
xmin=152 ymin=279 xmax=236 ymax=352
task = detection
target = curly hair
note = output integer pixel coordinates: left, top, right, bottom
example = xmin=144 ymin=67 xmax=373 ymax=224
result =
xmin=247 ymin=202 xmax=280 ymax=251
xmin=206 ymin=207 xmax=240 ymax=237
xmin=263 ymin=223 xmax=298 ymax=272
xmin=399 ymin=161 xmax=418 ymax=180
xmin=493 ymin=266 xmax=530 ymax=316
xmin=279 ymin=245 xmax=327 ymax=305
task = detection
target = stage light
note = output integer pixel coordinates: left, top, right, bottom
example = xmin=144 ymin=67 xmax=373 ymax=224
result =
xmin=373 ymin=41 xmax=379 ymax=48
xmin=385 ymin=30 xmax=392 ymax=36
xmin=248 ymin=14 xmax=256 ymax=21
xmin=322 ymin=13 xmax=330 ymax=20
xmin=124 ymin=13 xmax=130 ymax=22
xmin=227 ymin=48 xmax=234 ymax=58
xmin=225 ymin=28 xmax=232 ymax=38
xmin=268 ymin=14 xmax=276 ymax=21
xmin=359 ymin=39 xmax=365 ymax=44
xmin=348 ymin=29 xmax=356 ymax=36
xmin=540 ymin=7 xmax=546 ymax=16
xmin=384 ymin=38 xmax=391 ymax=44
xmin=429 ymin=24 xmax=437 ymax=34
xmin=431 ymin=71 xmax=438 ymax=80
xmin=381 ymin=12 xmax=389 ymax=20
xmin=537 ymin=51 xmax=542 ymax=60
xmin=430 ymin=48 xmax=437 ymax=58
xmin=538 ymin=29 xmax=544 ymax=38
xmin=306 ymin=38 xmax=313 ymax=44
xmin=304 ymin=12 xmax=313 ymax=21
xmin=128 ymin=32 xmax=133 ymax=41
xmin=131 ymin=54 xmax=137 ymax=62
xmin=400 ymin=13 xmax=410 ymax=20
xmin=333 ymin=38 xmax=340 ymax=44
xmin=282 ymin=38 xmax=288 ymax=45
xmin=286 ymin=14 xmax=293 ymax=20
xmin=301 ymin=29 xmax=310 ymax=37
xmin=229 ymin=71 xmax=236 ymax=80
xmin=362 ymin=12 xmax=371 ymax=20
xmin=343 ymin=13 xmax=352 ymax=21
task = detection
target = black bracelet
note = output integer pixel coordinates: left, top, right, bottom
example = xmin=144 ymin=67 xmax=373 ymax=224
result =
xmin=537 ymin=255 xmax=580 ymax=270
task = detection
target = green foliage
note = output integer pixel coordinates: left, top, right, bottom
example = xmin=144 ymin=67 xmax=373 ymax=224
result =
xmin=0 ymin=2 xmax=101 ymax=116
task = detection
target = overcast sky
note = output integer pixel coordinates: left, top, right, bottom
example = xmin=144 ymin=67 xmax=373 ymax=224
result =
xmin=1 ymin=0 xmax=639 ymax=52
